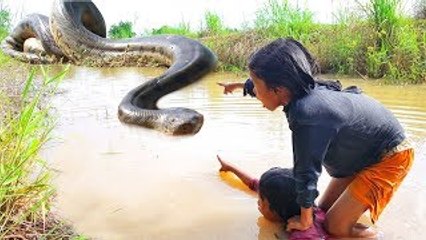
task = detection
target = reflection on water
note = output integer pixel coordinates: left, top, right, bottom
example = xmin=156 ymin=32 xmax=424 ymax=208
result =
xmin=44 ymin=66 xmax=426 ymax=239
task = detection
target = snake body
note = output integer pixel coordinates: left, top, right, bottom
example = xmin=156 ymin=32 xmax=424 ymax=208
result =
xmin=1 ymin=13 xmax=67 ymax=63
xmin=2 ymin=0 xmax=217 ymax=135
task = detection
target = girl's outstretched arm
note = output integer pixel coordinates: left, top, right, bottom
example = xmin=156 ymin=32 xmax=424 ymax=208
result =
xmin=217 ymin=155 xmax=259 ymax=192
xmin=217 ymin=79 xmax=256 ymax=97
xmin=217 ymin=82 xmax=245 ymax=94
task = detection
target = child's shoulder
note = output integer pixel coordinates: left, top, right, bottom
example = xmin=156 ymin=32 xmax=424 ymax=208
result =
xmin=288 ymin=88 xmax=356 ymax=126
xmin=288 ymin=89 xmax=335 ymax=121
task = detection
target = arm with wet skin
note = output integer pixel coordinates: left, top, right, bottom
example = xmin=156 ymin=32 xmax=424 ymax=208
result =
xmin=217 ymin=82 xmax=245 ymax=94
xmin=217 ymin=155 xmax=259 ymax=192
xmin=217 ymin=79 xmax=256 ymax=97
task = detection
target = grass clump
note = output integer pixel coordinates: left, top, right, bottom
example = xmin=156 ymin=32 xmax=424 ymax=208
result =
xmin=254 ymin=0 xmax=315 ymax=41
xmin=108 ymin=21 xmax=136 ymax=39
xmin=149 ymin=21 xmax=196 ymax=38
xmin=0 ymin=66 xmax=83 ymax=239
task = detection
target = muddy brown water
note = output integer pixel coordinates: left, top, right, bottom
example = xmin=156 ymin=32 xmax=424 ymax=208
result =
xmin=43 ymin=66 xmax=426 ymax=239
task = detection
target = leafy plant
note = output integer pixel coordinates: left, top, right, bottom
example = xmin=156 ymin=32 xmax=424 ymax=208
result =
xmin=204 ymin=11 xmax=225 ymax=35
xmin=108 ymin=21 xmax=136 ymax=39
xmin=150 ymin=21 xmax=194 ymax=37
xmin=254 ymin=0 xmax=314 ymax=40
xmin=0 ymin=66 xmax=75 ymax=238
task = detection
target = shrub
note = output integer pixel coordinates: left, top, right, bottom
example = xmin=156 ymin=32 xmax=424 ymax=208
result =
xmin=254 ymin=0 xmax=314 ymax=40
xmin=108 ymin=21 xmax=136 ymax=39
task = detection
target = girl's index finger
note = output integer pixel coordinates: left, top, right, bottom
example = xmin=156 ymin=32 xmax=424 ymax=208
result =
xmin=217 ymin=155 xmax=226 ymax=165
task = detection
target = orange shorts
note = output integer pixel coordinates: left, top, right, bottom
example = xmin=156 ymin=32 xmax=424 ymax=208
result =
xmin=348 ymin=145 xmax=414 ymax=223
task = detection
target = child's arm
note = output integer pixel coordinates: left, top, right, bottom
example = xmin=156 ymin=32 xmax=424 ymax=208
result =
xmin=217 ymin=155 xmax=259 ymax=192
xmin=217 ymin=82 xmax=245 ymax=94
xmin=217 ymin=79 xmax=256 ymax=97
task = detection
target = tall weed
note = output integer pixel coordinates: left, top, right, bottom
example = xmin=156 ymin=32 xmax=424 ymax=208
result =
xmin=254 ymin=0 xmax=314 ymax=40
xmin=203 ymin=11 xmax=225 ymax=35
xmin=0 ymin=66 xmax=70 ymax=238
xmin=150 ymin=21 xmax=195 ymax=37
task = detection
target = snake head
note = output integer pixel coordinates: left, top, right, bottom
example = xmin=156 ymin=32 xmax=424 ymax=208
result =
xmin=160 ymin=108 xmax=204 ymax=135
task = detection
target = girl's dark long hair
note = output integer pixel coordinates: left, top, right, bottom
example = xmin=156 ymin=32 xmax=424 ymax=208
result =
xmin=259 ymin=167 xmax=300 ymax=221
xmin=248 ymin=38 xmax=351 ymax=98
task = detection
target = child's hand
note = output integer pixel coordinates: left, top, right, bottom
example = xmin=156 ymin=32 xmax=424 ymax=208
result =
xmin=217 ymin=155 xmax=233 ymax=172
xmin=286 ymin=214 xmax=313 ymax=232
xmin=217 ymin=82 xmax=240 ymax=94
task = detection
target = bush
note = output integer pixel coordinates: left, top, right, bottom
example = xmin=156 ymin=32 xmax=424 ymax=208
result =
xmin=254 ymin=0 xmax=314 ymax=40
xmin=386 ymin=20 xmax=426 ymax=83
xmin=203 ymin=11 xmax=225 ymax=35
xmin=108 ymin=21 xmax=136 ymax=39
xmin=201 ymin=31 xmax=269 ymax=71
xmin=150 ymin=21 xmax=195 ymax=37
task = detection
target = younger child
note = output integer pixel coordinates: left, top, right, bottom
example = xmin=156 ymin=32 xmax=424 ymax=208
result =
xmin=217 ymin=155 xmax=328 ymax=240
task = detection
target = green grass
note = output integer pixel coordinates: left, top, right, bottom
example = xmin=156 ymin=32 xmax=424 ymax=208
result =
xmin=202 ymin=11 xmax=226 ymax=35
xmin=362 ymin=0 xmax=400 ymax=78
xmin=386 ymin=19 xmax=426 ymax=83
xmin=204 ymin=0 xmax=425 ymax=84
xmin=103 ymin=0 xmax=424 ymax=84
xmin=149 ymin=21 xmax=196 ymax=38
xmin=0 ymin=47 xmax=11 ymax=66
xmin=108 ymin=21 xmax=136 ymax=39
xmin=254 ymin=0 xmax=315 ymax=41
xmin=0 ymin=66 xmax=81 ymax=238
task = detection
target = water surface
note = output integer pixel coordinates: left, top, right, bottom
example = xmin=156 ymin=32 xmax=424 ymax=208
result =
xmin=44 ymin=66 xmax=426 ymax=239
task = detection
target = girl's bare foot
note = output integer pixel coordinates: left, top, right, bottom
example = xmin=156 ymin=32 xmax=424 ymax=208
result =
xmin=351 ymin=225 xmax=381 ymax=239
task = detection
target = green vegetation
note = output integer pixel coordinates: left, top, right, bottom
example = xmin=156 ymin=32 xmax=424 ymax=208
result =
xmin=254 ymin=0 xmax=315 ymax=41
xmin=150 ymin=21 xmax=195 ymax=37
xmin=362 ymin=0 xmax=401 ymax=78
xmin=108 ymin=21 xmax=136 ymax=39
xmin=213 ymin=0 xmax=424 ymax=83
xmin=0 ymin=66 xmax=84 ymax=238
xmin=0 ymin=6 xmax=84 ymax=238
xmin=0 ymin=1 xmax=422 ymax=238
xmin=109 ymin=0 xmax=425 ymax=83
xmin=202 ymin=11 xmax=227 ymax=35
xmin=103 ymin=0 xmax=424 ymax=83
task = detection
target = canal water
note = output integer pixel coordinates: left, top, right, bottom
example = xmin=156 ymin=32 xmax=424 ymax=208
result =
xmin=44 ymin=66 xmax=426 ymax=239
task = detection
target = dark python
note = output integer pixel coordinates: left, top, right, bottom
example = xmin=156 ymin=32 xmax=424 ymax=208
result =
xmin=1 ymin=0 xmax=217 ymax=135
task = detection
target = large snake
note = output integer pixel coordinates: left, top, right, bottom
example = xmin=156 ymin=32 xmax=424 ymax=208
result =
xmin=1 ymin=0 xmax=217 ymax=135
xmin=0 ymin=13 xmax=68 ymax=64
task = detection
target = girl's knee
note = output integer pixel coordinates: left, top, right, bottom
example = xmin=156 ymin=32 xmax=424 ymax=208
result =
xmin=324 ymin=215 xmax=351 ymax=237
xmin=325 ymin=217 xmax=379 ymax=238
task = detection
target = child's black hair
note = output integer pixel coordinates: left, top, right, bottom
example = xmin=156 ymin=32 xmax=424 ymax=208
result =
xmin=248 ymin=38 xmax=347 ymax=98
xmin=258 ymin=167 xmax=300 ymax=221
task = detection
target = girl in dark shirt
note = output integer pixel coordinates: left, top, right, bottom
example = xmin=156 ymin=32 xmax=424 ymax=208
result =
xmin=217 ymin=38 xmax=414 ymax=238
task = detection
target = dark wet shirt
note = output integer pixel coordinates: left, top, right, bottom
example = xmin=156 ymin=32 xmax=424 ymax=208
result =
xmin=243 ymin=79 xmax=405 ymax=208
